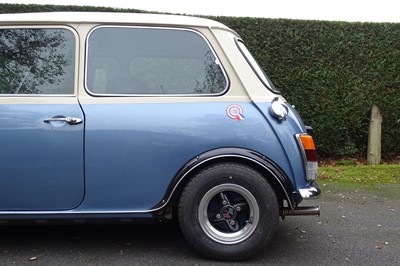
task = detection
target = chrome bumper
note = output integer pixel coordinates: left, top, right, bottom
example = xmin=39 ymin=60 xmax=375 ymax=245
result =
xmin=298 ymin=181 xmax=321 ymax=199
xmin=283 ymin=181 xmax=321 ymax=217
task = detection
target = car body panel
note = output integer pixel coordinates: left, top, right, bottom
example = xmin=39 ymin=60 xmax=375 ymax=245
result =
xmin=81 ymin=101 xmax=289 ymax=211
xmin=0 ymin=100 xmax=84 ymax=211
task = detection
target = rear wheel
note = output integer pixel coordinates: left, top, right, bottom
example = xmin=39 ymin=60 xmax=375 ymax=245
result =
xmin=178 ymin=163 xmax=279 ymax=261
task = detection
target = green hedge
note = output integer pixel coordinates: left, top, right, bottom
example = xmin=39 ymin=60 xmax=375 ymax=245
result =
xmin=0 ymin=3 xmax=144 ymax=13
xmin=1 ymin=4 xmax=399 ymax=159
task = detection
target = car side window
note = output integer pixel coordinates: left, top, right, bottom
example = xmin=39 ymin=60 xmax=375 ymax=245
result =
xmin=86 ymin=27 xmax=227 ymax=95
xmin=0 ymin=28 xmax=76 ymax=95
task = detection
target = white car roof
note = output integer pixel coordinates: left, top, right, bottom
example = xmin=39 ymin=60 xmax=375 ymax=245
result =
xmin=0 ymin=12 xmax=231 ymax=30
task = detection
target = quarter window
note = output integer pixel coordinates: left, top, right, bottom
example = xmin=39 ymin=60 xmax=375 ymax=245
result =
xmin=0 ymin=28 xmax=76 ymax=95
xmin=236 ymin=39 xmax=279 ymax=93
xmin=86 ymin=27 xmax=227 ymax=95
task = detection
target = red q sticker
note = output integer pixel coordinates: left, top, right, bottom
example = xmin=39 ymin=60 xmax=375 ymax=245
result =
xmin=226 ymin=104 xmax=245 ymax=121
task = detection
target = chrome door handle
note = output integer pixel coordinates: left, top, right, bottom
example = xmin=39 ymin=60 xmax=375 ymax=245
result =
xmin=44 ymin=117 xmax=83 ymax=125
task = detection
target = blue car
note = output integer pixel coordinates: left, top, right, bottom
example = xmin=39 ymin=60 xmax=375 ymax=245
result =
xmin=0 ymin=12 xmax=320 ymax=260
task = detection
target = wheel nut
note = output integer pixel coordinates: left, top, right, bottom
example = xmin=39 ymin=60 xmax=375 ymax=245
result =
xmin=216 ymin=214 xmax=222 ymax=219
xmin=229 ymin=220 xmax=235 ymax=225
xmin=222 ymin=200 xmax=227 ymax=205
xmin=236 ymin=206 xmax=241 ymax=212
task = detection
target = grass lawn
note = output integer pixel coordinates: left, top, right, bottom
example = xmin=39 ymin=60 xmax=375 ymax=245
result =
xmin=318 ymin=164 xmax=400 ymax=198
xmin=319 ymin=164 xmax=400 ymax=184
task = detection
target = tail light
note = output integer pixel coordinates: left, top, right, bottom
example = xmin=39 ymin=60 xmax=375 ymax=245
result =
xmin=296 ymin=134 xmax=318 ymax=181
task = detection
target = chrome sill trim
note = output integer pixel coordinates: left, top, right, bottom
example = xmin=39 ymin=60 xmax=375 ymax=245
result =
xmin=0 ymin=209 xmax=152 ymax=215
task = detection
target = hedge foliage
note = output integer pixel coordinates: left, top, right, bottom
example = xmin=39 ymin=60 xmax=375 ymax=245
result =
xmin=1 ymin=4 xmax=399 ymax=159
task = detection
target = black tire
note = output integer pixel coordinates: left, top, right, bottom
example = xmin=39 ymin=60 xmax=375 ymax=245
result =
xmin=178 ymin=163 xmax=279 ymax=261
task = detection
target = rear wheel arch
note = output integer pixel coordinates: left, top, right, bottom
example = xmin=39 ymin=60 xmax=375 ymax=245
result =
xmin=157 ymin=148 xmax=296 ymax=215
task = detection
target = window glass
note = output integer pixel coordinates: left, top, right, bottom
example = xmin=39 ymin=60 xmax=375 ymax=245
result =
xmin=0 ymin=28 xmax=76 ymax=95
xmin=236 ymin=39 xmax=279 ymax=93
xmin=86 ymin=27 xmax=227 ymax=95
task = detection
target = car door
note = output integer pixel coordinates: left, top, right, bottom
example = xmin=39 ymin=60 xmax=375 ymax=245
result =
xmin=0 ymin=27 xmax=84 ymax=211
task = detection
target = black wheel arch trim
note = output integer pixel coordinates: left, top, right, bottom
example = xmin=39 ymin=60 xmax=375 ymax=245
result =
xmin=154 ymin=147 xmax=298 ymax=211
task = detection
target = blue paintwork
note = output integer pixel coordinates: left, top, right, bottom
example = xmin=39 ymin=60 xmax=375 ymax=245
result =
xmin=253 ymin=101 xmax=309 ymax=189
xmin=81 ymin=101 xmax=298 ymax=211
xmin=0 ymin=100 xmax=308 ymax=213
xmin=0 ymin=103 xmax=84 ymax=211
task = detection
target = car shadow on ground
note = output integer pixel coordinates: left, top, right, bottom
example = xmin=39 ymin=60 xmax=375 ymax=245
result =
xmin=0 ymin=221 xmax=300 ymax=265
